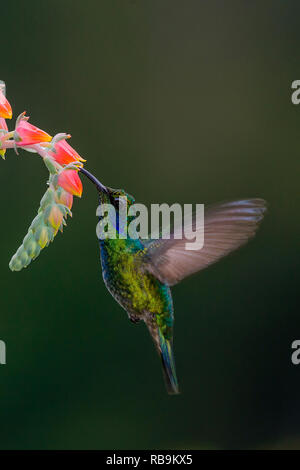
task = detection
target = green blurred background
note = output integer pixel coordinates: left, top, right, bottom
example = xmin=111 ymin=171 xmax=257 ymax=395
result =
xmin=0 ymin=0 xmax=299 ymax=449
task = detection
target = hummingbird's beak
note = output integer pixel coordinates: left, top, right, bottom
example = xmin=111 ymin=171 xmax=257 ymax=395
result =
xmin=79 ymin=168 xmax=118 ymax=208
xmin=79 ymin=168 xmax=109 ymax=195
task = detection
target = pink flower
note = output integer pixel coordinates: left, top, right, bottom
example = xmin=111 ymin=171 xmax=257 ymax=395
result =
xmin=48 ymin=139 xmax=85 ymax=166
xmin=57 ymin=170 xmax=83 ymax=198
xmin=16 ymin=118 xmax=52 ymax=146
xmin=0 ymin=89 xmax=12 ymax=119
xmin=0 ymin=117 xmax=8 ymax=132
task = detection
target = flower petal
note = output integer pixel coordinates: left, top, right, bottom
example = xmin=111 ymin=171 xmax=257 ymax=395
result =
xmin=0 ymin=117 xmax=8 ymax=131
xmin=57 ymin=170 xmax=83 ymax=198
xmin=0 ymin=89 xmax=12 ymax=119
xmin=49 ymin=140 xmax=85 ymax=166
xmin=16 ymin=119 xmax=52 ymax=146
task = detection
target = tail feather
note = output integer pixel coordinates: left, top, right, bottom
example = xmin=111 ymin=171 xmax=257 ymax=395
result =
xmin=158 ymin=329 xmax=179 ymax=395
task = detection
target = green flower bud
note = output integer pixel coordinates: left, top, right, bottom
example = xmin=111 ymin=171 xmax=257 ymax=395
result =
xmin=9 ymin=172 xmax=76 ymax=271
xmin=23 ymin=231 xmax=39 ymax=257
xmin=18 ymin=247 xmax=30 ymax=267
xmin=40 ymin=188 xmax=55 ymax=210
xmin=31 ymin=243 xmax=41 ymax=260
xmin=30 ymin=213 xmax=44 ymax=231
xmin=34 ymin=225 xmax=51 ymax=248
xmin=9 ymin=255 xmax=23 ymax=272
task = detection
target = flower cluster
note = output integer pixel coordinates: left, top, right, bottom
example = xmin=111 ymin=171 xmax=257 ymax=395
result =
xmin=0 ymin=80 xmax=85 ymax=271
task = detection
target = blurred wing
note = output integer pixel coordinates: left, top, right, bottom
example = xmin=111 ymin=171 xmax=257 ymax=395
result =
xmin=144 ymin=199 xmax=267 ymax=286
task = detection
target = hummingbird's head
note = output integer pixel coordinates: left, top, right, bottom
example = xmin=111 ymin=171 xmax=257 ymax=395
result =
xmin=105 ymin=188 xmax=136 ymax=210
xmin=98 ymin=185 xmax=135 ymax=211
xmin=79 ymin=169 xmax=135 ymax=210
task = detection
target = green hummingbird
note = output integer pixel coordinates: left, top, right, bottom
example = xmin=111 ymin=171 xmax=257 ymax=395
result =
xmin=80 ymin=169 xmax=266 ymax=395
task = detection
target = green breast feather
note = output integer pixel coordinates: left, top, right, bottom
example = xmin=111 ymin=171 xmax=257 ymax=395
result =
xmin=100 ymin=238 xmax=173 ymax=339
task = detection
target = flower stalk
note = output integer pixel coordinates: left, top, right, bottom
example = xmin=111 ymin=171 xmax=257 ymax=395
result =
xmin=0 ymin=80 xmax=87 ymax=271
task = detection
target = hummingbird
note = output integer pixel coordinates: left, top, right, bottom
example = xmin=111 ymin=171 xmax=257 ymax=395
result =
xmin=80 ymin=168 xmax=266 ymax=395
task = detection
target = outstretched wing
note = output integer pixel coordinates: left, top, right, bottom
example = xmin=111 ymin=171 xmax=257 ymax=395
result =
xmin=144 ymin=199 xmax=267 ymax=286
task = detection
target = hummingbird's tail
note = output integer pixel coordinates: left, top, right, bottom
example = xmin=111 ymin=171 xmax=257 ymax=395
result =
xmin=145 ymin=314 xmax=179 ymax=395
xmin=158 ymin=328 xmax=179 ymax=395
